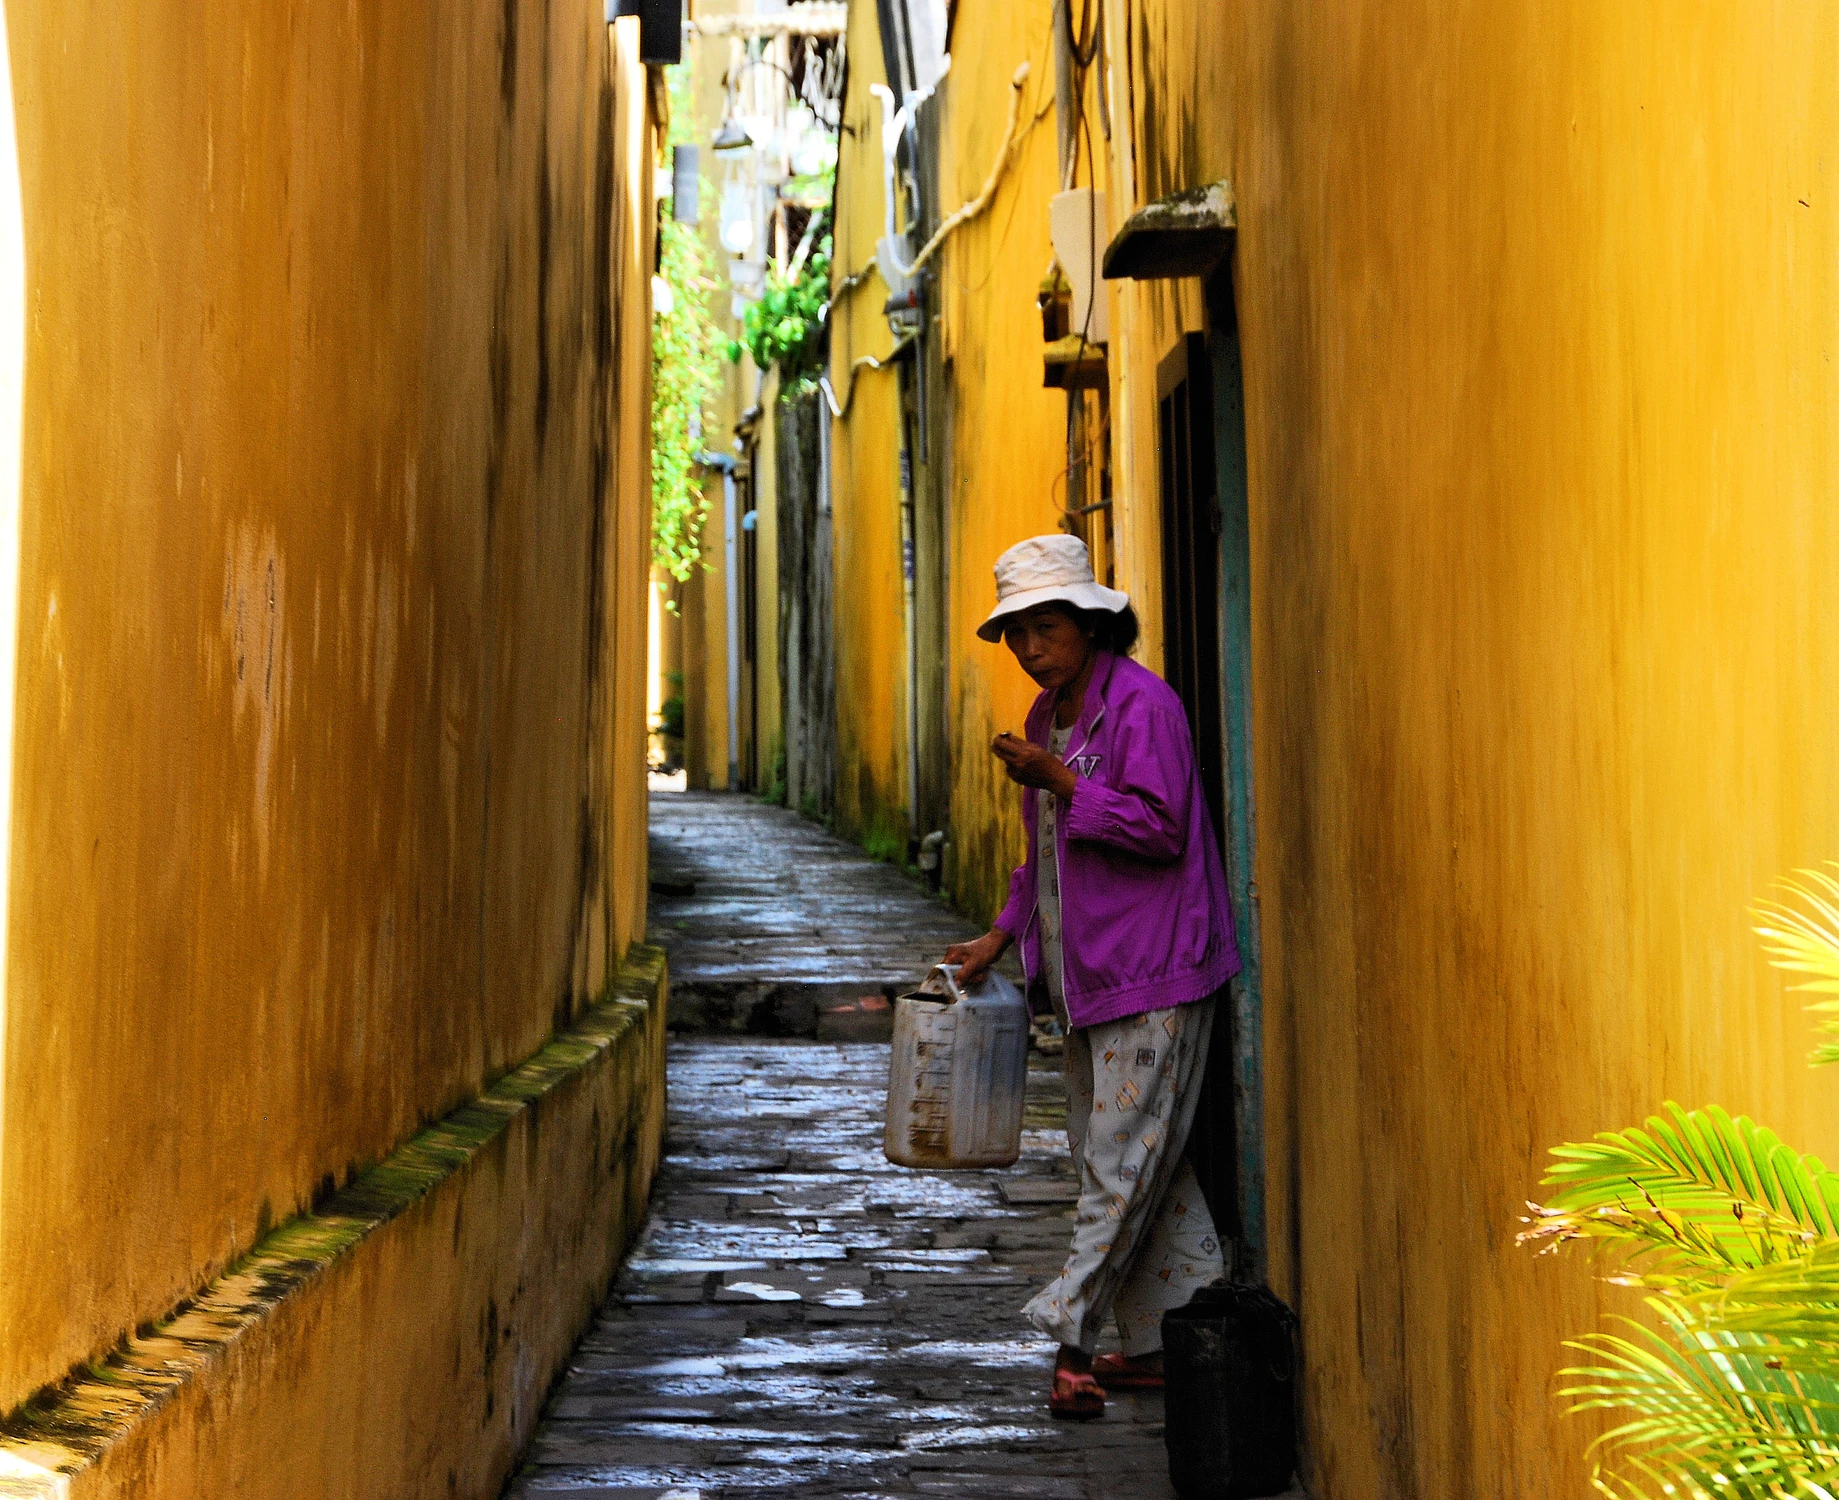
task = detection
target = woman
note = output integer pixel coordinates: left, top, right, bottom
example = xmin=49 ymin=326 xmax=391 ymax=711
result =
xmin=945 ymin=533 xmax=1240 ymax=1421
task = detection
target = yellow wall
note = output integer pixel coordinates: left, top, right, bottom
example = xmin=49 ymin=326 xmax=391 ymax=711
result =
xmin=827 ymin=0 xmax=911 ymax=851
xmin=675 ymin=9 xmax=737 ymax=793
xmin=0 ymin=0 xmax=656 ymax=1415
xmin=680 ymin=536 xmax=732 ymax=789
xmin=932 ymin=3 xmax=1106 ymax=920
xmin=828 ymin=1 xmax=1116 ymax=903
xmin=823 ymin=0 xmax=1839 ymax=1492
xmin=1095 ymin=2 xmax=1839 ymax=1496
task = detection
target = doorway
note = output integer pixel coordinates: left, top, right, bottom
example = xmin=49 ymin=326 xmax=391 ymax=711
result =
xmin=1156 ymin=267 xmax=1264 ymax=1280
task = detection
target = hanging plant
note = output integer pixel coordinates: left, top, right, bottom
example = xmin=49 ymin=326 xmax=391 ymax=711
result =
xmin=727 ymin=213 xmax=833 ymax=391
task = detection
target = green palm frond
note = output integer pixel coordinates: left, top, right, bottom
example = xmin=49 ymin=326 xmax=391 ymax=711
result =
xmin=1519 ymin=1104 xmax=1839 ymax=1284
xmin=1560 ymin=1310 xmax=1839 ymax=1499
xmin=1718 ymin=1244 xmax=1839 ymax=1366
xmin=1755 ymin=867 xmax=1839 ymax=1066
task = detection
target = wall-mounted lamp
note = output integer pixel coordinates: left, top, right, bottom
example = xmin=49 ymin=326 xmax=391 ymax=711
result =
xmin=711 ymin=117 xmax=755 ymax=156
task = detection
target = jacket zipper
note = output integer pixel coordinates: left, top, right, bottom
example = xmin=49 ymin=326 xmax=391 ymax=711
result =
xmin=1045 ymin=703 xmax=1102 ymax=1010
xmin=1020 ymin=695 xmax=1109 ymax=995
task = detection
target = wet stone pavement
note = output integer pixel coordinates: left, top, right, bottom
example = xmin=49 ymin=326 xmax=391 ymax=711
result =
xmin=502 ymin=793 xmax=1270 ymax=1499
xmin=504 ymin=1040 xmax=1178 ymax=1499
xmin=644 ymin=791 xmax=1010 ymax=1037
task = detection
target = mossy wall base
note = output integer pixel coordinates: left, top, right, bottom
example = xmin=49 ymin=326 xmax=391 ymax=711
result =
xmin=0 ymin=946 xmax=667 ymax=1500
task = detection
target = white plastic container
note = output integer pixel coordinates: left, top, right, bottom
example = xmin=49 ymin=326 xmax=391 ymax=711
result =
xmin=884 ymin=963 xmax=1030 ymax=1169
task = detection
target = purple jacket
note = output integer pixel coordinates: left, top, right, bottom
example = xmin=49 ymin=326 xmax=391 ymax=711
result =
xmin=994 ymin=651 xmax=1241 ymax=1029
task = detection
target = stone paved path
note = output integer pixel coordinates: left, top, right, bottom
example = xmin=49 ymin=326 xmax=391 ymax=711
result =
xmin=504 ymin=793 xmax=1297 ymax=1499
xmin=504 ymin=1038 xmax=1178 ymax=1499
xmin=646 ymin=792 xmax=1006 ymax=1036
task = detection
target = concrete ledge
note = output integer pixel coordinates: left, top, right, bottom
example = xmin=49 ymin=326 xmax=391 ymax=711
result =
xmin=0 ymin=945 xmax=669 ymax=1500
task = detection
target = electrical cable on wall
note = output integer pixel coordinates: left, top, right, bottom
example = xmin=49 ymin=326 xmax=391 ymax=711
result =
xmin=879 ymin=61 xmax=1033 ymax=282
xmin=819 ymin=332 xmax=918 ymax=420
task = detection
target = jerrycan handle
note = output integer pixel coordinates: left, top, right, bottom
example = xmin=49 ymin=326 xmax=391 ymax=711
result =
xmin=916 ymin=963 xmax=968 ymax=1004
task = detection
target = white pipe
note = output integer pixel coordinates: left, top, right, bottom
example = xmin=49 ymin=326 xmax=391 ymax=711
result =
xmin=722 ymin=469 xmax=741 ymax=790
xmin=869 ymin=83 xmax=905 ymax=244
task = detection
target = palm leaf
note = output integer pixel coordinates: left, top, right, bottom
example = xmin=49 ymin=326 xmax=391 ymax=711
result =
xmin=1718 ymin=1244 xmax=1839 ymax=1365
xmin=1520 ymin=1104 xmax=1839 ymax=1283
xmin=1755 ymin=867 xmax=1839 ymax=1066
xmin=1559 ymin=1309 xmax=1839 ymax=1499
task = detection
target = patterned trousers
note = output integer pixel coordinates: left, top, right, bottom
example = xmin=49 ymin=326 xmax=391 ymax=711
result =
xmin=1022 ymin=997 xmax=1224 ymax=1355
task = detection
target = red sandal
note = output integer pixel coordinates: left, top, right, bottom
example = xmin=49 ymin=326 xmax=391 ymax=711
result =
xmin=1091 ymin=1352 xmax=1165 ymax=1391
xmin=1050 ymin=1364 xmax=1107 ymax=1420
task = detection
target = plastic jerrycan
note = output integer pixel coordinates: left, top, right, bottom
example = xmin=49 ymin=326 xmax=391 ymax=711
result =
xmin=884 ymin=963 xmax=1030 ymax=1168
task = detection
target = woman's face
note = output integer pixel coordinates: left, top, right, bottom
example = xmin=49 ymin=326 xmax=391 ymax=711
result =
xmin=1002 ymin=605 xmax=1093 ymax=692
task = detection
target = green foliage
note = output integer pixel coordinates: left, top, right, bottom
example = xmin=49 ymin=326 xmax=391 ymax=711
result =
xmin=1755 ymin=865 xmax=1839 ymax=1064
xmin=658 ymin=695 xmax=685 ymax=742
xmin=757 ymin=738 xmax=787 ymax=807
xmin=1522 ymin=866 xmax=1839 ymax=1498
xmin=727 ymin=216 xmax=832 ymax=388
xmin=652 ymin=213 xmax=724 ymax=581
xmin=862 ymin=816 xmax=906 ymax=867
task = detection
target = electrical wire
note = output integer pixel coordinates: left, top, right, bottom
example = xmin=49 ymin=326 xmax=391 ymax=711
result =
xmin=819 ymin=332 xmax=918 ymax=419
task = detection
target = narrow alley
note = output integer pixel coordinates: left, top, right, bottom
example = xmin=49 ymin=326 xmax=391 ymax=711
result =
xmin=503 ymin=793 xmax=1225 ymax=1500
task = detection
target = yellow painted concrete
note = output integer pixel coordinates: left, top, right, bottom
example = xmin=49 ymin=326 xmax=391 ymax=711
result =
xmin=0 ymin=0 xmax=658 ymax=1430
xmin=932 ymin=3 xmax=1108 ymax=920
xmin=828 ymin=0 xmax=923 ymax=854
xmin=820 ymin=0 xmax=1839 ymax=1491
xmin=828 ymin=1 xmax=1117 ymax=906
xmin=1093 ymin=2 xmax=1839 ymax=1496
xmin=0 ymin=948 xmax=666 ymax=1500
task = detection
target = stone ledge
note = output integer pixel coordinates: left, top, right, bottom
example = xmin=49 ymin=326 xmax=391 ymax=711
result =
xmin=0 ymin=944 xmax=670 ymax=1500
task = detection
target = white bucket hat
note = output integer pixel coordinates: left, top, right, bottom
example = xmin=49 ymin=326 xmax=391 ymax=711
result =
xmin=977 ymin=534 xmax=1131 ymax=642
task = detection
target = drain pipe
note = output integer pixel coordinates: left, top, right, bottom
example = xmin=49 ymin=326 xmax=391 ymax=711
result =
xmin=698 ymin=451 xmax=742 ymax=790
xmin=896 ymin=385 xmax=920 ymax=848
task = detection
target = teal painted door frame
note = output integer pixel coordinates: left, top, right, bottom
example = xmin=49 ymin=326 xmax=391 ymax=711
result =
xmin=1206 ymin=267 xmax=1266 ymax=1280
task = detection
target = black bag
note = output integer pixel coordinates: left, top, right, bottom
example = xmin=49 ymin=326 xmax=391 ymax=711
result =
xmin=1163 ymin=1282 xmax=1299 ymax=1499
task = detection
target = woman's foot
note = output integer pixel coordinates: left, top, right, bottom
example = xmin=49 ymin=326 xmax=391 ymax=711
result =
xmin=1049 ymin=1346 xmax=1106 ymax=1421
xmin=1091 ymin=1350 xmax=1165 ymax=1390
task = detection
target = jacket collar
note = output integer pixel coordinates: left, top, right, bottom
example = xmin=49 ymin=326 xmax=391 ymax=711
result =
xmin=1031 ymin=649 xmax=1116 ymax=749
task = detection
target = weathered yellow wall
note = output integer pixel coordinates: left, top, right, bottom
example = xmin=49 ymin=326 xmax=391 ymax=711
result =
xmin=1097 ymin=2 xmax=1839 ymax=1496
xmin=932 ymin=2 xmax=1105 ymax=921
xmin=3 ymin=951 xmax=666 ymax=1500
xmin=827 ymin=0 xmax=910 ymax=852
xmin=674 ymin=9 xmax=748 ymax=795
xmin=0 ymin=0 xmax=657 ymax=1416
xmin=680 ymin=536 xmax=732 ymax=789
xmin=752 ymin=365 xmax=783 ymax=788
xmin=828 ymin=2 xmax=1119 ymax=905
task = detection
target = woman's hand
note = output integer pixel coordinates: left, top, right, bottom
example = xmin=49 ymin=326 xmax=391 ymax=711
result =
xmin=944 ymin=928 xmax=1012 ymax=986
xmin=992 ymin=732 xmax=1078 ymax=800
